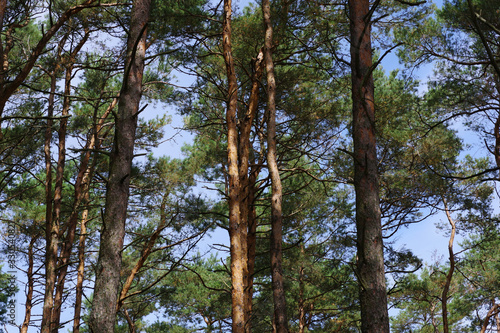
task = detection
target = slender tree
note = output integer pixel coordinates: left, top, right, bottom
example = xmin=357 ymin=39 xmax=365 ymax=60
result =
xmin=221 ymin=1 xmax=248 ymax=332
xmin=41 ymin=34 xmax=68 ymax=333
xmin=262 ymin=0 xmax=288 ymax=332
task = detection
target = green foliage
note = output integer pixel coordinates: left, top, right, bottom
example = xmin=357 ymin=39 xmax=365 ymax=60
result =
xmin=156 ymin=256 xmax=231 ymax=332
xmin=0 ymin=266 xmax=15 ymax=327
xmin=391 ymin=227 xmax=500 ymax=332
xmin=375 ymin=69 xmax=463 ymax=232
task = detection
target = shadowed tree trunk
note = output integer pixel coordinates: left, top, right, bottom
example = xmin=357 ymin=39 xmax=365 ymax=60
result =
xmin=72 ymin=204 xmax=89 ymax=333
xmin=240 ymin=49 xmax=264 ymax=332
xmin=73 ymin=97 xmax=114 ymax=333
xmin=21 ymin=235 xmax=37 ymax=333
xmin=41 ymin=35 xmax=67 ymax=332
xmin=245 ymin=162 xmax=260 ymax=333
xmin=49 ymin=29 xmax=90 ymax=333
xmin=262 ymin=0 xmax=288 ymax=331
xmin=88 ymin=0 xmax=151 ymax=331
xmin=348 ymin=0 xmax=389 ymax=332
xmin=41 ymin=74 xmax=56 ymax=333
xmin=441 ymin=198 xmax=456 ymax=333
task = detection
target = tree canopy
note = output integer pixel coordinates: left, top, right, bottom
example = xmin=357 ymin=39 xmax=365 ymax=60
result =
xmin=0 ymin=0 xmax=499 ymax=332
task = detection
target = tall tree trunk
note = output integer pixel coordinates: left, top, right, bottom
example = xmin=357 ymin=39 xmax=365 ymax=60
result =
xmin=41 ymin=70 xmax=59 ymax=333
xmin=441 ymin=198 xmax=456 ymax=333
xmin=0 ymin=0 xmax=8 ymax=93
xmin=262 ymin=1 xmax=288 ymax=332
xmin=222 ymin=1 xmax=248 ymax=332
xmin=21 ymin=235 xmax=37 ymax=333
xmin=73 ymin=97 xmax=114 ymax=333
xmin=240 ymin=49 xmax=264 ymax=332
xmin=73 ymin=205 xmax=89 ymax=333
xmin=49 ymin=31 xmax=89 ymax=332
xmin=0 ymin=0 xmax=6 ymax=39
xmin=245 ymin=165 xmax=259 ymax=333
xmin=494 ymin=116 xmax=500 ymax=178
xmin=88 ymin=0 xmax=151 ymax=331
xmin=348 ymin=0 xmax=389 ymax=332
xmin=51 ymin=69 xmax=109 ymax=333
xmin=298 ymin=242 xmax=306 ymax=333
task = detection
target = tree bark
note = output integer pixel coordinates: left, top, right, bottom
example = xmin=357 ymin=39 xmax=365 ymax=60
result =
xmin=88 ymin=0 xmax=151 ymax=331
xmin=262 ymin=1 xmax=288 ymax=332
xmin=348 ymin=0 xmax=389 ymax=332
xmin=494 ymin=115 xmax=500 ymax=177
xmin=496 ymin=307 xmax=500 ymax=333
xmin=73 ymin=97 xmax=114 ymax=333
xmin=21 ymin=235 xmax=37 ymax=333
xmin=441 ymin=198 xmax=456 ymax=333
xmin=0 ymin=0 xmax=8 ymax=90
xmin=245 ymin=165 xmax=259 ymax=333
xmin=73 ymin=205 xmax=89 ymax=333
xmin=298 ymin=242 xmax=306 ymax=333
xmin=49 ymin=31 xmax=89 ymax=333
xmin=122 ymin=308 xmax=136 ymax=333
xmin=41 ymin=62 xmax=61 ymax=333
xmin=222 ymin=1 xmax=248 ymax=332
xmin=240 ymin=50 xmax=264 ymax=332
xmin=52 ymin=79 xmax=111 ymax=333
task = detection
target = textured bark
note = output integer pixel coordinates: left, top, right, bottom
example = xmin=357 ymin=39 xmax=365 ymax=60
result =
xmin=240 ymin=50 xmax=264 ymax=332
xmin=41 ymin=68 xmax=60 ymax=333
xmin=88 ymin=0 xmax=151 ymax=331
xmin=441 ymin=199 xmax=456 ymax=333
xmin=495 ymin=116 xmax=500 ymax=175
xmin=263 ymin=0 xmax=288 ymax=331
xmin=21 ymin=236 xmax=36 ymax=333
xmin=0 ymin=0 xmax=7 ymax=89
xmin=222 ymin=1 xmax=247 ymax=331
xmin=73 ymin=98 xmax=114 ymax=333
xmin=298 ymin=269 xmax=306 ymax=333
xmin=52 ymin=88 xmax=111 ymax=333
xmin=348 ymin=0 xmax=389 ymax=332
xmin=49 ymin=31 xmax=89 ymax=333
xmin=73 ymin=206 xmax=89 ymax=333
xmin=245 ymin=167 xmax=259 ymax=333
xmin=298 ymin=243 xmax=306 ymax=333
xmin=0 ymin=0 xmax=6 ymax=34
